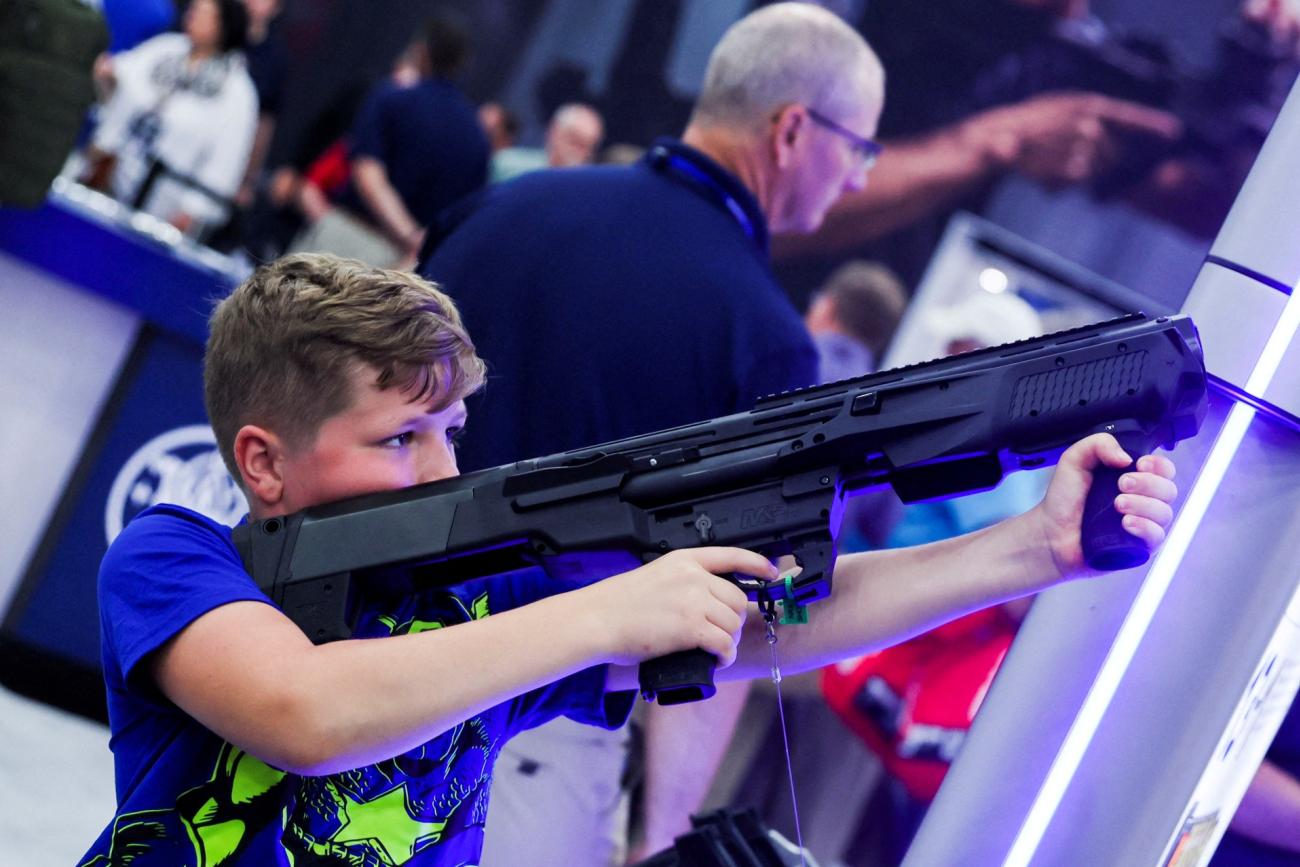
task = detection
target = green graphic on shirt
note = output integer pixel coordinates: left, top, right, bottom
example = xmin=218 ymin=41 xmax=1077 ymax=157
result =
xmin=302 ymin=780 xmax=447 ymax=861
xmin=378 ymin=591 xmax=492 ymax=637
xmin=181 ymin=745 xmax=288 ymax=863
xmin=85 ymin=722 xmax=497 ymax=866
xmin=80 ymin=743 xmax=288 ymax=866
xmin=79 ymin=808 xmax=175 ymax=865
xmin=289 ymin=714 xmax=497 ymax=864
xmin=85 ymin=589 xmax=500 ymax=865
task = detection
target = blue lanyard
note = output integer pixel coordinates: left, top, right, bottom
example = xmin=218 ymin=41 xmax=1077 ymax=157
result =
xmin=650 ymin=146 xmax=761 ymax=248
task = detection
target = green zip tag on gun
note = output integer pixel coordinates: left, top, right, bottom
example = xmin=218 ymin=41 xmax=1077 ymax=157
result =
xmin=779 ymin=573 xmax=808 ymax=625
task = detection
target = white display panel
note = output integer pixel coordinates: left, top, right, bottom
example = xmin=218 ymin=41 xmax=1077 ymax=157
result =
xmin=0 ymin=253 xmax=138 ymax=612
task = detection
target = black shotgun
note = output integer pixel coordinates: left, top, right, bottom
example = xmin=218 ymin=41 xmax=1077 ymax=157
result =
xmin=234 ymin=313 xmax=1207 ymax=704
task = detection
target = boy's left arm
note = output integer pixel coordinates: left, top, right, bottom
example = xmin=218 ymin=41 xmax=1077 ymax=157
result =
xmin=722 ymin=432 xmax=1178 ymax=680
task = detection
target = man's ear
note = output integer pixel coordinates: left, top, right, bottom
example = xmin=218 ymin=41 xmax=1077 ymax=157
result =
xmin=233 ymin=424 xmax=286 ymax=508
xmin=770 ymin=104 xmax=807 ymax=170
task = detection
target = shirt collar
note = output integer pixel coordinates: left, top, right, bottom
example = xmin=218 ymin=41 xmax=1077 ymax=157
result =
xmin=642 ymin=137 xmax=770 ymax=256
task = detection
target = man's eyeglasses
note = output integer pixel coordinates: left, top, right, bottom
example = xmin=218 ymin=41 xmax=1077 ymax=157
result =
xmin=806 ymin=107 xmax=883 ymax=170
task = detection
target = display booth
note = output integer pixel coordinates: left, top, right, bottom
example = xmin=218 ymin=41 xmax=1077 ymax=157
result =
xmin=0 ymin=182 xmax=244 ymax=720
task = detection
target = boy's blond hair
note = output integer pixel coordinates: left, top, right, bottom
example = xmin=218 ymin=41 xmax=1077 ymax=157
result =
xmin=204 ymin=253 xmax=486 ymax=481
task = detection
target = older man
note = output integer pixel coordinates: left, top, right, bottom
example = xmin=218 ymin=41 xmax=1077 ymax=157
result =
xmin=420 ymin=5 xmax=883 ymax=864
xmin=490 ymin=103 xmax=606 ymax=182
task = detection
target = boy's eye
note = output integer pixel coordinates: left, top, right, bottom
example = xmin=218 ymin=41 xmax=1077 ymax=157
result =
xmin=381 ymin=431 xmax=416 ymax=448
xmin=447 ymin=426 xmax=465 ymax=446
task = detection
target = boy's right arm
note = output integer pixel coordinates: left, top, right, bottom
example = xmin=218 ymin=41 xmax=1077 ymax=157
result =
xmin=151 ymin=547 xmax=765 ymax=776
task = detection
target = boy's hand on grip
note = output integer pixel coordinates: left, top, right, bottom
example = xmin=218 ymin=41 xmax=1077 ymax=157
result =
xmin=578 ymin=548 xmax=772 ymax=669
xmin=1033 ymin=433 xmax=1178 ymax=581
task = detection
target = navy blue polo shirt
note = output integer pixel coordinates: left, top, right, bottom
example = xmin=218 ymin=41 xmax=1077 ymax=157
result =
xmin=347 ymin=77 xmax=490 ymax=228
xmin=420 ymin=138 xmax=818 ymax=471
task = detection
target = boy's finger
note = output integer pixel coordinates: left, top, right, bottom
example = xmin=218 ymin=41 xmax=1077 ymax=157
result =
xmin=703 ymin=598 xmax=744 ymax=638
xmin=709 ymin=576 xmax=750 ymax=614
xmin=1136 ymin=453 xmax=1176 ymax=479
xmin=1119 ymin=471 xmax=1178 ymax=504
xmin=1114 ymin=494 xmax=1174 ymax=529
xmin=1121 ymin=514 xmax=1167 ymax=549
xmin=699 ymin=625 xmax=738 ymax=669
xmin=1097 ymin=434 xmax=1134 ymax=469
xmin=687 ymin=547 xmax=780 ymax=580
xmin=1062 ymin=432 xmax=1130 ymax=471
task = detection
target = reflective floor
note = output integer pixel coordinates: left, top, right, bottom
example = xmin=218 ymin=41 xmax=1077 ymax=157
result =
xmin=0 ymin=686 xmax=114 ymax=866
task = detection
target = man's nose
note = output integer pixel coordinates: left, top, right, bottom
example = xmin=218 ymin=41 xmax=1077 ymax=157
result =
xmin=845 ymin=162 xmax=869 ymax=193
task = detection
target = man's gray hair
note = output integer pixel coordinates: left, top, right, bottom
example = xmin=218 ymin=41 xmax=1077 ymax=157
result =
xmin=551 ymin=102 xmax=604 ymax=135
xmin=691 ymin=2 xmax=882 ymax=132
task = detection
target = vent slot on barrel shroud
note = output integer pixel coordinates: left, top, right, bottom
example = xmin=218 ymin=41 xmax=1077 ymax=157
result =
xmin=1010 ymin=352 xmax=1148 ymax=419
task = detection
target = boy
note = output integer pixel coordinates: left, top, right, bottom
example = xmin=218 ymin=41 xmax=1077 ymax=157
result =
xmin=82 ymin=253 xmax=1178 ymax=866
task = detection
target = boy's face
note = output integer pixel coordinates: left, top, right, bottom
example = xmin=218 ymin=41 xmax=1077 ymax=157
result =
xmin=270 ymin=365 xmax=466 ymax=516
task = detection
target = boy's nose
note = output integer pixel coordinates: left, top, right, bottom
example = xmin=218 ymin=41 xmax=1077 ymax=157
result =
xmin=418 ymin=442 xmax=459 ymax=484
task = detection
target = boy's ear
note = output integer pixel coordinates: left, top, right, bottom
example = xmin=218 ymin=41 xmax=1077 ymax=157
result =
xmin=233 ymin=424 xmax=286 ymax=508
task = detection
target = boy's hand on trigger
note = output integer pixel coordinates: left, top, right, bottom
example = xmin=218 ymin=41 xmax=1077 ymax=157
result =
xmin=577 ymin=547 xmax=773 ymax=669
xmin=1030 ymin=432 xmax=1178 ymax=582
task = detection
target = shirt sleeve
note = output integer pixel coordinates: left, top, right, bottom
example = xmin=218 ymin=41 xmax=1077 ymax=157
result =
xmin=98 ymin=508 xmax=272 ymax=690
xmin=90 ymin=35 xmax=168 ymax=152
xmin=485 ymin=568 xmax=636 ymax=735
xmin=513 ymin=663 xmax=636 ymax=734
xmin=348 ymin=85 xmax=391 ymax=164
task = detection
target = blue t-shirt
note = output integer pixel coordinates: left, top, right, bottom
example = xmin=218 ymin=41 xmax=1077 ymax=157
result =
xmin=421 ymin=138 xmax=818 ymax=471
xmin=344 ymin=77 xmax=490 ymax=229
xmin=80 ymin=504 xmax=630 ymax=866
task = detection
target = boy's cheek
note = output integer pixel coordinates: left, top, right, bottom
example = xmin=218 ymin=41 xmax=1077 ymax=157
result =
xmin=303 ymin=461 xmax=410 ymax=506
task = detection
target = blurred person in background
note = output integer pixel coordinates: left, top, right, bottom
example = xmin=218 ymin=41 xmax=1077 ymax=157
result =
xmin=233 ymin=0 xmax=286 ymax=209
xmin=803 ymin=260 xmax=911 ymax=552
xmin=490 ymin=102 xmax=606 ymax=183
xmin=243 ymin=32 xmax=430 ymax=263
xmin=77 ymin=0 xmax=257 ymax=240
xmin=343 ymin=11 xmax=489 ymax=266
xmin=277 ymin=15 xmax=488 ymax=270
xmin=881 ymin=291 xmax=1049 ymax=551
xmin=803 ymin=259 xmax=908 ymax=382
xmin=201 ymin=0 xmax=288 ymax=254
xmin=478 ymin=101 xmax=521 ymax=155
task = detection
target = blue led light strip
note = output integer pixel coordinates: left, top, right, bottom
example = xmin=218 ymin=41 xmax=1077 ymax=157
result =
xmin=1205 ymin=255 xmax=1294 ymax=297
xmin=1207 ymin=373 xmax=1300 ymax=434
